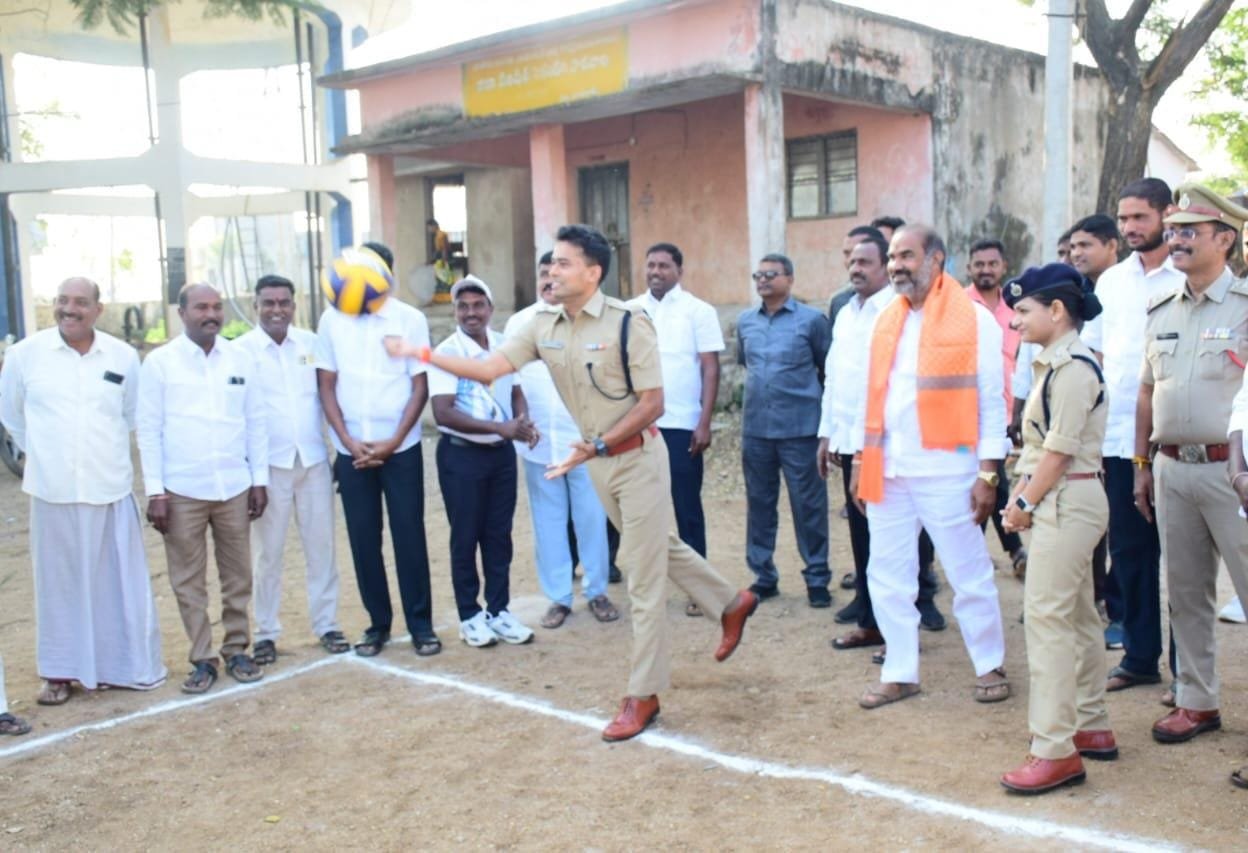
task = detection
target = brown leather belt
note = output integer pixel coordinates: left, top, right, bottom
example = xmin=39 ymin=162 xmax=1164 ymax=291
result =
xmin=607 ymin=425 xmax=659 ymax=457
xmin=1158 ymin=443 xmax=1229 ymax=463
xmin=1065 ymin=472 xmax=1102 ymax=481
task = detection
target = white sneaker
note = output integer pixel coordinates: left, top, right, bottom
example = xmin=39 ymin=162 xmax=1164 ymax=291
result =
xmin=1218 ymin=596 xmax=1246 ymax=624
xmin=459 ymin=611 xmax=498 ymax=647
xmin=486 ymin=610 xmax=535 ymax=645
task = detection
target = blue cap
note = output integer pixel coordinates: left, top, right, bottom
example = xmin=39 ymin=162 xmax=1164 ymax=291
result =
xmin=1003 ymin=263 xmax=1102 ymax=320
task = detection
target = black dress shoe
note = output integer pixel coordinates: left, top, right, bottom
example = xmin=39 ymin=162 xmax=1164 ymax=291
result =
xmin=840 ymin=571 xmax=856 ymax=590
xmin=834 ymin=598 xmax=862 ymax=625
xmin=609 ymin=564 xmax=622 ymax=584
xmin=807 ymin=587 xmax=833 ymax=608
xmin=748 ymin=582 xmax=779 ymax=600
xmin=918 ymin=603 xmax=947 ymax=632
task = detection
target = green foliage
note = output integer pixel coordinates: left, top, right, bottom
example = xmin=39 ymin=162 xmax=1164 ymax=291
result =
xmin=220 ymin=319 xmax=253 ymax=340
xmin=1192 ymin=6 xmax=1248 ymax=188
xmin=67 ymin=0 xmax=297 ymax=34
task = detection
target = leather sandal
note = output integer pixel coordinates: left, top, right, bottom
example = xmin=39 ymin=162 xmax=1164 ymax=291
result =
xmin=37 ymin=680 xmax=72 ymax=706
xmin=319 ymin=631 xmax=351 ymax=655
xmin=225 ymin=654 xmax=264 ymax=684
xmin=859 ymin=682 xmax=920 ymax=709
xmin=354 ymin=629 xmax=390 ymax=657
xmin=1105 ymin=665 xmax=1162 ymax=692
xmin=974 ymin=667 xmax=1011 ymax=703
xmin=1231 ymin=766 xmax=1248 ymax=790
xmin=0 ymin=713 xmax=31 ymax=736
xmin=252 ymin=639 xmax=277 ymax=666
xmin=412 ymin=635 xmax=443 ymax=657
xmin=181 ymin=661 xmax=218 ymax=695
xmin=588 ymin=595 xmax=620 ymax=623
xmin=540 ymin=604 xmax=572 ymax=629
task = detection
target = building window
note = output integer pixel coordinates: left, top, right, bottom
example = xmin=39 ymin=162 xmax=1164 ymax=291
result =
xmin=786 ymin=131 xmax=858 ymax=219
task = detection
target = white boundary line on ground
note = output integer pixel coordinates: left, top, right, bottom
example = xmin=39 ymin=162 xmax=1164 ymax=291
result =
xmin=350 ymin=656 xmax=1181 ymax=853
xmin=0 ymin=655 xmax=340 ymax=761
xmin=0 ymin=652 xmax=1186 ymax=852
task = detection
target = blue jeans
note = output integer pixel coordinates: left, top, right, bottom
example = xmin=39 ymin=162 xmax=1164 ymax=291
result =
xmin=742 ymin=434 xmax=830 ymax=589
xmin=523 ymin=458 xmax=608 ymax=607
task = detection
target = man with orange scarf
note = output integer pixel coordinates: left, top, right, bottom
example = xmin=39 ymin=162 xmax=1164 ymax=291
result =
xmin=850 ymin=226 xmax=1010 ymax=708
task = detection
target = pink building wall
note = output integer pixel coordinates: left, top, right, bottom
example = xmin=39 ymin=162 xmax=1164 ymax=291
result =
xmin=783 ymin=93 xmax=933 ymax=299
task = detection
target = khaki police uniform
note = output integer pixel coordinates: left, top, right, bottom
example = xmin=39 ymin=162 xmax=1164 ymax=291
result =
xmin=498 ymin=289 xmax=738 ymax=697
xmin=1143 ymin=267 xmax=1248 ymax=711
xmin=1016 ymin=330 xmax=1110 ymax=759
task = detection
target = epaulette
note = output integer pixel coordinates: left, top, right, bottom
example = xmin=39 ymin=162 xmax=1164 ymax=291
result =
xmin=601 ymin=294 xmax=635 ymax=313
xmin=1229 ymin=277 xmax=1248 ymax=298
xmin=1147 ymin=289 xmax=1179 ymax=314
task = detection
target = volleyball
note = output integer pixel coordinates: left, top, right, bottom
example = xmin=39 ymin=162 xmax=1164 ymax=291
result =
xmin=322 ymin=247 xmax=393 ymax=315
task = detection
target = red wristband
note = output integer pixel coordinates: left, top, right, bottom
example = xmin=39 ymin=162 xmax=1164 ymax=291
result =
xmin=417 ymin=344 xmax=432 ymax=364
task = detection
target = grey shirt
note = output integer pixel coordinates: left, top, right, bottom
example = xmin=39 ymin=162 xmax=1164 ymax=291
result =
xmin=737 ymin=297 xmax=831 ymax=438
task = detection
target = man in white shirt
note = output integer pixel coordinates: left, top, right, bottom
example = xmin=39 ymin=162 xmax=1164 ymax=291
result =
xmin=630 ymin=243 xmax=724 ymax=617
xmin=0 ymin=276 xmax=166 ymax=705
xmin=850 ymin=226 xmax=1009 ymax=709
xmin=238 ymin=275 xmax=347 ymax=663
xmin=316 ymin=251 xmax=441 ymax=658
xmin=428 ymin=276 xmax=538 ymax=647
xmin=1082 ymin=179 xmax=1185 ymax=695
xmin=505 ymin=254 xmax=615 ymax=629
xmin=137 ymin=283 xmax=269 ymax=694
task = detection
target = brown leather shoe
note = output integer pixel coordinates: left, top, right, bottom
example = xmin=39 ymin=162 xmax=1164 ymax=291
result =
xmin=832 ymin=627 xmax=884 ymax=650
xmin=1073 ymin=729 xmax=1119 ymax=761
xmin=715 ymin=589 xmax=759 ymax=662
xmin=1001 ymin=753 xmax=1086 ymax=795
xmin=602 ymin=695 xmax=660 ymax=742
xmin=1152 ymin=707 xmax=1221 ymax=743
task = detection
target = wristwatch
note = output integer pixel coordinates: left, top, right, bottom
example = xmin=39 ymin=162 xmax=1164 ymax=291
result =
xmin=1015 ymin=495 xmax=1036 ymax=513
xmin=977 ymin=470 xmax=1000 ymax=488
xmin=592 ymin=437 xmax=610 ymax=457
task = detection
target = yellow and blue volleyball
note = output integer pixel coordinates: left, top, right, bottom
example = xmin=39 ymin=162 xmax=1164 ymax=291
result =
xmin=322 ymin=247 xmax=393 ymax=315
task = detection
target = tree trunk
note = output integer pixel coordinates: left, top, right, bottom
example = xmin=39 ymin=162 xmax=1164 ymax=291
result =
xmin=1095 ymin=82 xmax=1158 ymax=214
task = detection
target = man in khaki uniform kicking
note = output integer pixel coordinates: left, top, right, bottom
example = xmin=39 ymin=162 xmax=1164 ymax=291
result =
xmin=385 ymin=224 xmax=758 ymax=743
xmin=1134 ymin=184 xmax=1248 ymax=747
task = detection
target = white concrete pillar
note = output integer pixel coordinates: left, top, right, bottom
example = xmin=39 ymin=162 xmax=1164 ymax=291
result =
xmin=366 ymin=154 xmax=398 ymax=251
xmin=743 ymin=82 xmax=785 ymax=301
xmin=1042 ymin=0 xmax=1074 ymax=258
xmin=529 ymin=124 xmax=570 ymax=254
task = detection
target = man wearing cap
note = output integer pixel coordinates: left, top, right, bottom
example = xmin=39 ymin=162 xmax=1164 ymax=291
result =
xmin=429 ymin=276 xmax=539 ymax=647
xmin=505 ymin=253 xmax=616 ymax=628
xmin=1135 ymin=183 xmax=1248 ymax=746
xmin=1080 ymin=179 xmax=1185 ymax=693
xmin=385 ymin=224 xmax=758 ymax=743
xmin=849 ymin=225 xmax=1009 ymax=709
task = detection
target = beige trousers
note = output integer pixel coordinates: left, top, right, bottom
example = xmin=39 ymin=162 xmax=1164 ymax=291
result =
xmin=164 ymin=490 xmax=253 ymax=664
xmin=1024 ymin=478 xmax=1110 ymax=759
xmin=1155 ymin=455 xmax=1248 ymax=710
xmin=586 ymin=433 xmax=737 ymax=698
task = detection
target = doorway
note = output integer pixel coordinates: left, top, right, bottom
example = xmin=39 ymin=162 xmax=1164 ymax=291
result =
xmin=578 ymin=163 xmax=630 ymax=298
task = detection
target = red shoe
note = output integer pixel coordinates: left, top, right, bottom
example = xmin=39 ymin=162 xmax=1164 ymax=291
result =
xmin=1073 ymin=730 xmax=1119 ymax=761
xmin=602 ymin=695 xmax=660 ymax=742
xmin=1001 ymin=754 xmax=1086 ymax=795
xmin=1152 ymin=707 xmax=1221 ymax=743
xmin=715 ymin=590 xmax=759 ymax=662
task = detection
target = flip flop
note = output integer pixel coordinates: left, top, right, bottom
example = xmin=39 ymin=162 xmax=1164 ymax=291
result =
xmin=859 ymin=682 xmax=920 ymax=709
xmin=974 ymin=667 xmax=1011 ymax=703
xmin=319 ymin=631 xmax=351 ymax=655
xmin=1106 ymin=665 xmax=1162 ymax=692
xmin=0 ymin=713 xmax=31 ymax=736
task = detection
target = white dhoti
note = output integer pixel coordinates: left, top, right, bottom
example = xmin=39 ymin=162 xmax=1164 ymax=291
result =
xmin=250 ymin=459 xmax=340 ymax=643
xmin=31 ymin=495 xmax=167 ymax=690
xmin=866 ymin=473 xmax=1005 ymax=684
xmin=0 ymin=653 xmax=8 ymax=714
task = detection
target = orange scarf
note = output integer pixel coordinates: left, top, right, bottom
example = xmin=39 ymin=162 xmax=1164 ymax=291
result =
xmin=858 ymin=272 xmax=979 ymax=503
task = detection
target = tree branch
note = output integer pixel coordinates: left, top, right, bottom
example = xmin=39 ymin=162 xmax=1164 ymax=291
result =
xmin=1080 ymin=0 xmax=1135 ymax=83
xmin=1117 ymin=0 xmax=1155 ymax=41
xmin=1143 ymin=0 xmax=1234 ymax=94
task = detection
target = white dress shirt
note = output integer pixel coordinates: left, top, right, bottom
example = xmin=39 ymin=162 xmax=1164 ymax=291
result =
xmin=817 ymin=285 xmax=896 ymax=453
xmin=1079 ymin=254 xmax=1184 ymax=459
xmin=1230 ymin=371 xmax=1248 ymax=464
xmin=427 ymin=327 xmax=515 ymax=444
xmin=314 ymin=298 xmax=430 ymax=455
xmin=136 ymin=334 xmax=269 ymax=500
xmin=238 ymin=326 xmax=328 ymax=469
xmin=0 ymin=327 xmax=138 ymax=504
xmin=852 ymin=302 xmax=1009 ymax=476
xmin=629 ymin=284 xmax=725 ymax=431
xmin=504 ymin=302 xmax=579 ymax=465
xmin=1012 ymin=342 xmax=1039 ymax=401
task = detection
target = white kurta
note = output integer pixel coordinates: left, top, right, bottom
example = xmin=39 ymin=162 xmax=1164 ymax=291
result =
xmin=31 ymin=496 xmax=167 ymax=690
xmin=0 ymin=653 xmax=8 ymax=714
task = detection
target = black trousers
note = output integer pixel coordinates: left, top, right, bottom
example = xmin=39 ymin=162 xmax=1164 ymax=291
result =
xmin=660 ymin=427 xmax=708 ymax=557
xmin=435 ymin=436 xmax=517 ymax=621
xmin=980 ymin=459 xmax=1024 ymax=555
xmin=1104 ymin=456 xmax=1165 ymax=677
xmin=335 ymin=444 xmax=434 ymax=638
xmin=838 ymin=454 xmax=938 ymax=631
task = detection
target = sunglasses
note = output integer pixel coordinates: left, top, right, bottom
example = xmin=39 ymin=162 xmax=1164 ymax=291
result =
xmin=752 ymin=270 xmax=785 ymax=282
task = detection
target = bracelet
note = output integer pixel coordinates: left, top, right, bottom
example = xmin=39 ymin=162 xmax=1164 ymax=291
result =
xmin=1131 ymin=455 xmax=1151 ymax=469
xmin=417 ymin=344 xmax=432 ymax=364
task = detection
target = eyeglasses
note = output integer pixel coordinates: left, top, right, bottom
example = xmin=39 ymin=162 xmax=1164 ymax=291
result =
xmin=1163 ymin=226 xmax=1207 ymax=241
xmin=752 ymin=270 xmax=785 ymax=282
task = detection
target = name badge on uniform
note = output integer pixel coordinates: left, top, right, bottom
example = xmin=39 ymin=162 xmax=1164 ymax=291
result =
xmin=584 ymin=343 xmax=607 ymax=351
xmin=228 ymin=376 xmax=246 ymax=385
xmin=538 ymin=340 xmax=565 ymax=350
xmin=299 ymin=353 xmax=315 ymax=365
xmin=1155 ymin=332 xmax=1179 ymax=340
xmin=102 ymin=370 xmax=124 ymax=384
xmin=1201 ymin=327 xmax=1233 ymax=340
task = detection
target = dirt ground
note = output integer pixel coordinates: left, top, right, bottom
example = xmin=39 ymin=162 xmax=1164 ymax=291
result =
xmin=1 ymin=418 xmax=1247 ymax=850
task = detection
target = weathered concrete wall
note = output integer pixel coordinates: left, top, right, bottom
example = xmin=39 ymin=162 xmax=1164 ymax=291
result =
xmin=564 ymin=94 xmax=751 ymax=305
xmin=464 ymin=166 xmax=534 ymax=312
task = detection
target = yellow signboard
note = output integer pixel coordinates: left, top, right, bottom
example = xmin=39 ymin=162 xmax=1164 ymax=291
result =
xmin=463 ymin=29 xmax=629 ymax=118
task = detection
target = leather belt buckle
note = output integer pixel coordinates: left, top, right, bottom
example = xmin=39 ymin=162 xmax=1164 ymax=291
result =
xmin=1178 ymin=444 xmax=1207 ymax=464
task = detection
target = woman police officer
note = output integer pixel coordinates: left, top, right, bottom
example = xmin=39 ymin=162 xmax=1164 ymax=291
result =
xmin=998 ymin=263 xmax=1114 ymax=794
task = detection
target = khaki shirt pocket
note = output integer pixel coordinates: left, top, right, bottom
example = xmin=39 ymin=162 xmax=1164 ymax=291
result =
xmin=1197 ymin=337 xmax=1242 ymax=381
xmin=1146 ymin=337 xmax=1178 ymax=382
xmin=581 ymin=349 xmax=628 ymax=400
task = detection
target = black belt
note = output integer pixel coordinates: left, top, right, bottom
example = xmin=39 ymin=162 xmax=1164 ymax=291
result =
xmin=446 ymin=435 xmax=508 ymax=449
